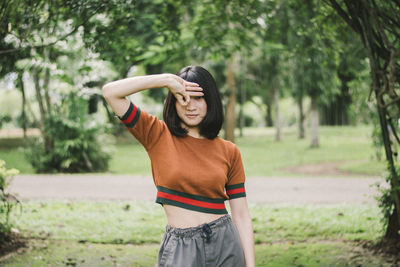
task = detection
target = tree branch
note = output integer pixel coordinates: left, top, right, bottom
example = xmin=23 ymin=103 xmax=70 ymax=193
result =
xmin=326 ymin=0 xmax=360 ymax=34
xmin=388 ymin=116 xmax=400 ymax=146
xmin=0 ymin=4 xmax=103 ymax=55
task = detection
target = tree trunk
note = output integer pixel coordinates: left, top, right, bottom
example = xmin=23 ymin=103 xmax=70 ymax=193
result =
xmin=33 ymin=67 xmax=52 ymax=152
xmin=43 ymin=67 xmax=52 ymax=116
xmin=225 ymin=59 xmax=236 ymax=143
xmin=17 ymin=70 xmax=27 ymax=139
xmin=320 ymin=81 xmax=351 ymax=126
xmin=376 ymin=91 xmax=400 ymax=241
xmin=33 ymin=67 xmax=46 ymax=129
xmin=310 ymin=94 xmax=319 ymax=147
xmin=384 ymin=204 xmax=400 ymax=242
xmin=239 ymin=82 xmax=246 ymax=137
xmin=266 ymin=102 xmax=273 ymax=127
xmin=327 ymin=0 xmax=400 ymax=246
xmin=273 ymin=79 xmax=282 ymax=142
xmin=298 ymin=92 xmax=305 ymax=139
xmin=25 ymin=98 xmax=39 ymax=127
xmin=265 ymin=85 xmax=274 ymax=127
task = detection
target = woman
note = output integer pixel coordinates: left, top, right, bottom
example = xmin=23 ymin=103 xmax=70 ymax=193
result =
xmin=102 ymin=66 xmax=255 ymax=267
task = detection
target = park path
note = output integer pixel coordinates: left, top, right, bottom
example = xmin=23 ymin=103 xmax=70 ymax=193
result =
xmin=9 ymin=174 xmax=385 ymax=204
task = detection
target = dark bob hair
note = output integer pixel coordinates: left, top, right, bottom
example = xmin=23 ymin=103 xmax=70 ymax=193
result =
xmin=163 ymin=66 xmax=224 ymax=140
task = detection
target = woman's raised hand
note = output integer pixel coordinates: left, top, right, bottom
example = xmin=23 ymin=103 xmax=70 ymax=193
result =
xmin=166 ymin=74 xmax=203 ymax=106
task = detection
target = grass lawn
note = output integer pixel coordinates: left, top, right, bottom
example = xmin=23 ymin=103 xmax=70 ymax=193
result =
xmin=236 ymin=126 xmax=385 ymax=177
xmin=2 ymin=200 xmax=395 ymax=266
xmin=9 ymin=201 xmax=384 ymax=244
xmin=0 ymin=146 xmax=34 ymax=174
xmin=2 ymin=240 xmax=393 ymax=267
xmin=0 ymin=125 xmax=386 ymax=176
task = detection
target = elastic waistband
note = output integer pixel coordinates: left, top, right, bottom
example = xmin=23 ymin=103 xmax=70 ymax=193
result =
xmin=165 ymin=214 xmax=232 ymax=238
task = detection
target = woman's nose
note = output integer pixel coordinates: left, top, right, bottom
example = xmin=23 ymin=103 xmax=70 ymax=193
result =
xmin=186 ymin=100 xmax=196 ymax=110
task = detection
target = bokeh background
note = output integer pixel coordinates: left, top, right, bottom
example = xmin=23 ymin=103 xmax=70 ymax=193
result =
xmin=1 ymin=0 xmax=400 ymax=266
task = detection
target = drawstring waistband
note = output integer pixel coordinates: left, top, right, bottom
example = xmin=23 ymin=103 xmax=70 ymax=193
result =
xmin=165 ymin=214 xmax=231 ymax=242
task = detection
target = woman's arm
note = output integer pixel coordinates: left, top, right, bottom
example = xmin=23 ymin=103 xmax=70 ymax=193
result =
xmin=102 ymin=74 xmax=203 ymax=117
xmin=229 ymin=197 xmax=255 ymax=267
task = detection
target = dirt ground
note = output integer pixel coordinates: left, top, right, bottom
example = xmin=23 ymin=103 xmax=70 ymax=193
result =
xmin=282 ymin=161 xmax=359 ymax=176
xmin=9 ymin=173 xmax=384 ymax=204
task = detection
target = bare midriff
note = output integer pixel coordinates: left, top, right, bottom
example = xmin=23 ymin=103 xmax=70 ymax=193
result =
xmin=163 ymin=204 xmax=226 ymax=228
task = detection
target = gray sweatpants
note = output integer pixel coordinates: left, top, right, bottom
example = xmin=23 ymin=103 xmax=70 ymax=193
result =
xmin=158 ymin=214 xmax=245 ymax=267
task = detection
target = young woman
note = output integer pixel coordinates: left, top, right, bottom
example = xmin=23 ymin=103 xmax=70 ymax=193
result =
xmin=102 ymin=66 xmax=255 ymax=267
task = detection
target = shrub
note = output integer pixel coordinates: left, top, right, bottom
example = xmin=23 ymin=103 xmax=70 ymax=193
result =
xmin=0 ymin=114 xmax=11 ymax=128
xmin=25 ymin=92 xmax=115 ymax=173
xmin=0 ymin=160 xmax=20 ymax=243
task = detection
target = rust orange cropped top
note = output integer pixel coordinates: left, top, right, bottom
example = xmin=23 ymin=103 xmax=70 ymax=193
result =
xmin=118 ymin=101 xmax=246 ymax=214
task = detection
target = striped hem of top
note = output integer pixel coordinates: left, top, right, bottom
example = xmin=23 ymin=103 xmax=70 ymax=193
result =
xmin=155 ymin=186 xmax=228 ymax=215
xmin=226 ymin=183 xmax=246 ymax=199
xmin=117 ymin=101 xmax=141 ymax=128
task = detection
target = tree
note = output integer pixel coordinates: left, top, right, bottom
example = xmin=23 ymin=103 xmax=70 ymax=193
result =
xmin=1 ymin=1 xmax=116 ymax=173
xmin=315 ymin=5 xmax=368 ymax=126
xmin=327 ymin=0 xmax=400 ymax=250
xmin=288 ymin=0 xmax=338 ymax=147
xmin=250 ymin=1 xmax=289 ymax=141
xmin=78 ymin=0 xmax=267 ymax=143
xmin=1 ymin=0 xmax=109 ymax=137
xmin=0 ymin=0 xmax=107 ymax=76
xmin=190 ymin=0 xmax=263 ymax=142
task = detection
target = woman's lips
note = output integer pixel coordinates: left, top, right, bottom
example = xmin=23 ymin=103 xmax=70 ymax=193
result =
xmin=186 ymin=114 xmax=198 ymax=119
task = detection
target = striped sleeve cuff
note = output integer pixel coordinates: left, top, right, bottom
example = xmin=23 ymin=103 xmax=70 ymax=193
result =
xmin=226 ymin=183 xmax=246 ymax=199
xmin=117 ymin=101 xmax=141 ymax=128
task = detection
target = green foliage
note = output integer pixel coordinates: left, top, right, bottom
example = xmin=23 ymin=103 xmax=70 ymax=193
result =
xmin=375 ymin=163 xmax=400 ymax=232
xmin=25 ymin=92 xmax=114 ymax=173
xmin=82 ymin=0 xmax=187 ymax=76
xmin=0 ymin=0 xmax=108 ymax=77
xmin=0 ymin=114 xmax=11 ymax=129
xmin=0 ymin=160 xmax=20 ymax=243
xmin=190 ymin=0 xmax=263 ymax=60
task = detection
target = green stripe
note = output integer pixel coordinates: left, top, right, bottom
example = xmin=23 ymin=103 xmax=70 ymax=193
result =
xmin=125 ymin=107 xmax=141 ymax=128
xmin=119 ymin=102 xmax=133 ymax=121
xmin=157 ymin=186 xmax=225 ymax=204
xmin=228 ymin=192 xmax=246 ymax=199
xmin=226 ymin=183 xmax=245 ymax=190
xmin=156 ymin=197 xmax=228 ymax=215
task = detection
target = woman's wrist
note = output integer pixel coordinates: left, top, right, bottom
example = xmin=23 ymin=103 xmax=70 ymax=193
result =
xmin=161 ymin=73 xmax=177 ymax=89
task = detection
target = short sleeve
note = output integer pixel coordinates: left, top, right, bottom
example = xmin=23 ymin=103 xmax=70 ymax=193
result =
xmin=225 ymin=145 xmax=246 ymax=199
xmin=117 ymin=101 xmax=167 ymax=150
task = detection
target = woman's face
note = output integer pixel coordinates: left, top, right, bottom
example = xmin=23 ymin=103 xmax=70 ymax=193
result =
xmin=175 ymin=96 xmax=207 ymax=129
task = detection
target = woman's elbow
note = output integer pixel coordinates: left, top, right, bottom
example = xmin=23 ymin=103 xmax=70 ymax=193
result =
xmin=102 ymin=83 xmax=114 ymax=99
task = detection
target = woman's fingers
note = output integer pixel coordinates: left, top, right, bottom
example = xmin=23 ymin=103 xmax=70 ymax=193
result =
xmin=185 ymin=82 xmax=203 ymax=91
xmin=186 ymin=86 xmax=203 ymax=92
xmin=187 ymin=91 xmax=204 ymax=96
xmin=173 ymin=79 xmax=204 ymax=105
xmin=184 ymin=81 xmax=200 ymax=87
xmin=184 ymin=81 xmax=203 ymax=91
xmin=176 ymin=92 xmax=190 ymax=106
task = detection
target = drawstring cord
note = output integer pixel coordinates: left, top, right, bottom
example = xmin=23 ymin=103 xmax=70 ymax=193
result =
xmin=201 ymin=223 xmax=213 ymax=243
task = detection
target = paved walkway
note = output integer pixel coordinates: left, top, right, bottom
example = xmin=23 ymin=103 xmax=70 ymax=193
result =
xmin=9 ymin=174 xmax=385 ymax=204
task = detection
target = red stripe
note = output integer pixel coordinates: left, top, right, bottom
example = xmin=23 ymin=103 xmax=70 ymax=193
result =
xmin=226 ymin=187 xmax=245 ymax=195
xmin=157 ymin=191 xmax=225 ymax=210
xmin=122 ymin=104 xmax=137 ymax=124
